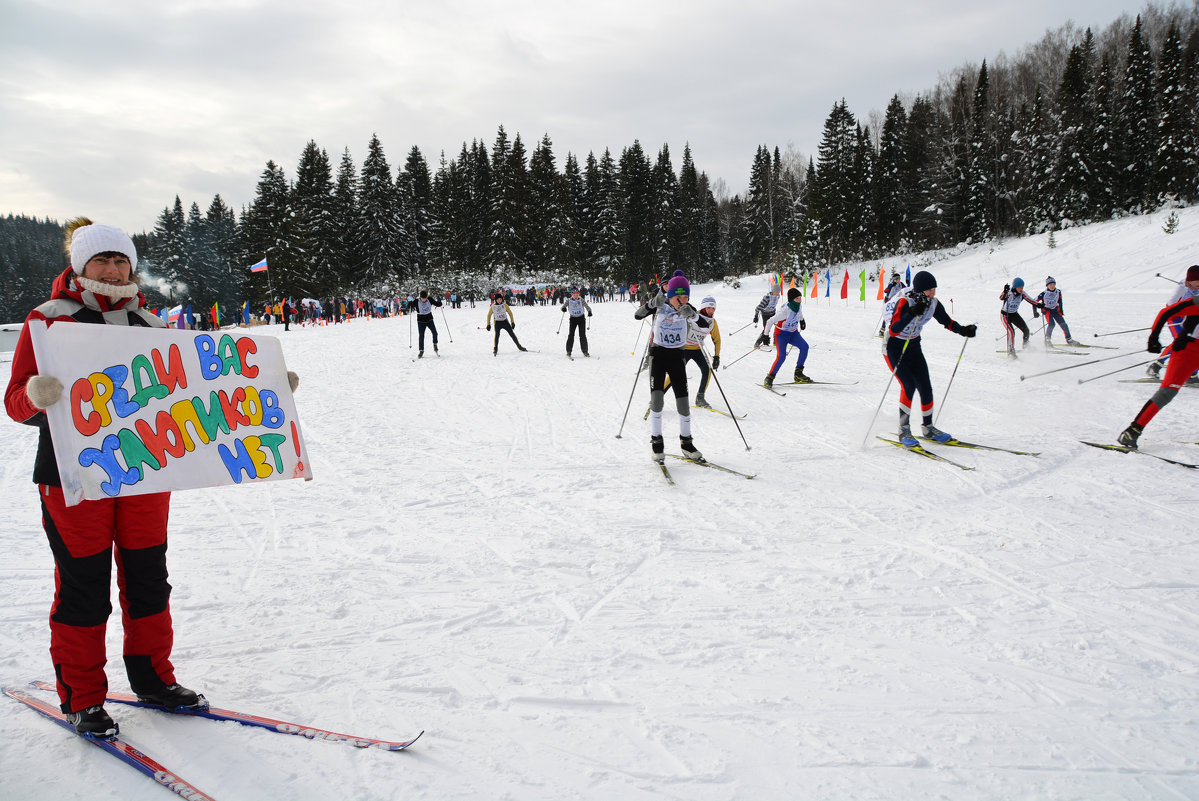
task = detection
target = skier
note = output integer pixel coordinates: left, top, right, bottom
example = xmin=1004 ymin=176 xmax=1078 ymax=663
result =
xmin=642 ymin=270 xmax=705 ymax=463
xmin=3 ymin=219 xmax=232 ymax=737
xmin=561 ymin=288 xmax=592 ymax=357
xmin=999 ymin=277 xmax=1042 ymax=358
xmin=485 ymin=294 xmax=527 ymax=355
xmin=883 ymin=270 xmax=977 ymax=446
xmin=661 ymin=295 xmax=721 ymax=409
xmin=762 ymin=288 xmax=812 ymax=388
xmin=752 ymin=285 xmax=781 ymax=348
xmin=414 ymin=288 xmax=442 ymax=358
xmin=1118 ymin=278 xmax=1199 ymax=449
xmin=1146 ymin=265 xmax=1199 ymax=379
xmin=877 ymin=272 xmax=907 ymax=336
xmin=1036 ymin=276 xmax=1081 ymax=346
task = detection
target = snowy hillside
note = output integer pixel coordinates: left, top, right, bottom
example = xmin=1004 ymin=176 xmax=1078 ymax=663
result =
xmin=2 ymin=207 xmax=1198 ymax=800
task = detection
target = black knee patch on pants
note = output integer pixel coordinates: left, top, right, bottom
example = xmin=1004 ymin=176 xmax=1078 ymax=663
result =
xmin=44 ymin=518 xmax=113 ymax=627
xmin=118 ymin=544 xmax=172 ymax=619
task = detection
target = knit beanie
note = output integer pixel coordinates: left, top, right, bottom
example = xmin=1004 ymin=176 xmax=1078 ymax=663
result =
xmin=1187 ymin=265 xmax=1199 ymax=282
xmin=911 ymin=271 xmax=937 ymax=292
xmin=787 ymin=288 xmax=801 ymax=301
xmin=69 ymin=223 xmax=138 ymax=275
xmin=665 ymin=270 xmax=690 ymax=298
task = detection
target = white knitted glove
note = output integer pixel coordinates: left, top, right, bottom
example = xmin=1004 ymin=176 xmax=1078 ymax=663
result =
xmin=26 ymin=375 xmax=64 ymax=409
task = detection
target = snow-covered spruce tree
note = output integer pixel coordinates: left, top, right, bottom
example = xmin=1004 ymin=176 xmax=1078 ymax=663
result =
xmin=1118 ymin=15 xmax=1158 ymax=212
xmin=619 ymin=140 xmax=653 ymax=282
xmin=292 ymin=140 xmax=340 ymax=296
xmin=649 ymin=143 xmax=678 ymax=277
xmin=592 ymin=148 xmax=625 ymax=282
xmin=875 ymin=95 xmax=909 ymax=252
xmin=353 ymin=134 xmax=404 ymax=290
xmin=1055 ymin=43 xmax=1095 ymax=224
xmin=331 ymin=147 xmax=359 ymax=290
xmin=1154 ymin=23 xmax=1197 ymax=204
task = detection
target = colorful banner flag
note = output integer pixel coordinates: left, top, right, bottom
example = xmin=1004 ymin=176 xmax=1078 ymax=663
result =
xmin=801 ymin=272 xmax=808 ymax=296
xmin=840 ymin=270 xmax=849 ymax=300
xmin=905 ymin=265 xmax=911 ymax=284
xmin=810 ymin=271 xmax=818 ymax=298
xmin=211 ymin=301 xmax=220 ymax=328
xmin=250 ymin=258 xmax=269 ymax=273
xmin=824 ymin=269 xmax=831 ymax=298
xmin=859 ymin=269 xmax=867 ymax=302
xmin=241 ymin=301 xmax=250 ymax=325
xmin=185 ymin=305 xmax=194 ymax=328
xmin=876 ymin=266 xmax=885 ymax=300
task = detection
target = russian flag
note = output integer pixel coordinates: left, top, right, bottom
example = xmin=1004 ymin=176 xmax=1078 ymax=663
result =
xmin=250 ymin=258 xmax=269 ymax=273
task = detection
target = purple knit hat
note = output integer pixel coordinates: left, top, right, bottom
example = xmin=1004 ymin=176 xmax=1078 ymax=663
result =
xmin=665 ymin=270 xmax=690 ymax=298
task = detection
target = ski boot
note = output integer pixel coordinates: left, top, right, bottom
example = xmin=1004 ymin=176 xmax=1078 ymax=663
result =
xmin=921 ymin=423 xmax=953 ymax=443
xmin=680 ymin=435 xmax=703 ymax=462
xmin=493 ymin=348 xmax=498 ymax=357
xmin=1022 ymin=336 xmax=1029 ymax=350
xmin=66 ymin=705 xmax=118 ymax=739
xmin=650 ymin=435 xmax=665 ymax=464
xmin=1007 ymin=349 xmax=1018 ymax=360
xmin=694 ymin=393 xmax=712 ymax=409
xmin=518 ymin=345 xmax=528 ymax=352
xmin=898 ymin=424 xmax=919 ymax=447
xmin=434 ymin=344 xmax=439 ymax=354
xmin=1117 ymin=424 xmax=1142 ymax=450
xmin=135 ymin=683 xmax=208 ymax=712
xmin=1066 ymin=338 xmax=1081 ymax=346
xmin=418 ymin=350 xmax=424 ymax=358
xmin=793 ymin=366 xmax=812 ymax=384
xmin=1146 ymin=361 xmax=1162 ymax=378
xmin=763 ymin=373 xmax=775 ymax=388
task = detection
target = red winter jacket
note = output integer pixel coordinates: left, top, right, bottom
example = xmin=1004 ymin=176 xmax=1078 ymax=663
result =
xmin=5 ymin=267 xmax=164 ymax=486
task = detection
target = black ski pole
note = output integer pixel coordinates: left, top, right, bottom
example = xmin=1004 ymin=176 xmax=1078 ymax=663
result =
xmin=1093 ymin=327 xmax=1150 ymax=338
xmin=701 ymin=347 xmax=751 ymax=451
xmin=615 ymin=333 xmax=652 ymax=439
xmin=408 ymin=311 xmax=412 ymax=348
xmin=1077 ymin=357 xmax=1158 ymax=384
xmin=726 ymin=321 xmax=754 ymax=337
xmin=556 ymin=310 xmax=566 ymax=334
xmin=1019 ymin=349 xmax=1143 ymax=380
xmin=723 ymin=345 xmax=760 ymax=369
xmin=1155 ymin=272 xmax=1179 ymax=284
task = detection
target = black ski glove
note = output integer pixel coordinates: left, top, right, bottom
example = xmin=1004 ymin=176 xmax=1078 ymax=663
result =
xmin=960 ymin=324 xmax=977 ymax=338
xmin=486 ymin=324 xmax=491 ymax=331
xmin=711 ymin=355 xmax=721 ymax=370
xmin=753 ymin=314 xmax=758 ymax=324
xmin=1003 ymin=284 xmax=1010 ymax=294
xmin=1033 ymin=308 xmax=1040 ymax=318
xmin=800 ymin=319 xmax=806 ymax=331
xmin=1148 ymin=335 xmax=1162 ymax=354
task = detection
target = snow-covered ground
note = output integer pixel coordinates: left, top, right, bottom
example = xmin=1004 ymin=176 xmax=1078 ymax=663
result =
xmin=2 ymin=207 xmax=1198 ymax=800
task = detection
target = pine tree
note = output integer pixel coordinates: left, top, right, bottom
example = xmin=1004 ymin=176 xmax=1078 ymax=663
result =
xmin=292 ymin=140 xmax=339 ymax=295
xmin=203 ymin=194 xmax=239 ymax=310
xmin=1119 ymin=15 xmax=1158 ymax=210
xmin=1056 ymin=45 xmax=1095 ymax=222
xmin=649 ymin=144 xmax=678 ymax=275
xmin=148 ymin=196 xmax=187 ymax=293
xmin=745 ymin=145 xmax=774 ymax=265
xmin=592 ymin=149 xmax=625 ymax=281
xmin=812 ymin=99 xmax=858 ymax=260
xmin=241 ymin=161 xmax=293 ymax=300
xmin=331 ymin=148 xmax=358 ymax=288
xmin=619 ymin=141 xmax=653 ymax=279
xmin=354 ymin=134 xmax=402 ymax=289
xmin=1154 ymin=23 xmax=1197 ymax=203
xmin=875 ymin=95 xmax=909 ymax=251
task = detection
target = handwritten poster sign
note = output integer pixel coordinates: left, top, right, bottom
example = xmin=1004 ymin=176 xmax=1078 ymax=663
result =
xmin=29 ymin=321 xmax=313 ymax=506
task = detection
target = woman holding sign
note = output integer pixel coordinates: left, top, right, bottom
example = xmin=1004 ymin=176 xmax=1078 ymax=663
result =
xmin=4 ymin=219 xmax=207 ymax=738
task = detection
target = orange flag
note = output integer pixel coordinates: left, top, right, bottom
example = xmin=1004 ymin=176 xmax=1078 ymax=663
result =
xmin=876 ymin=266 xmax=885 ymax=300
xmin=810 ymin=272 xmax=819 ymax=298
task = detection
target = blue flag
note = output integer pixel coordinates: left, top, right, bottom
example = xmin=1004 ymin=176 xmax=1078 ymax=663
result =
xmin=824 ymin=268 xmax=831 ymax=298
xmin=185 ymin=305 xmax=194 ymax=327
xmin=905 ymin=265 xmax=911 ymax=284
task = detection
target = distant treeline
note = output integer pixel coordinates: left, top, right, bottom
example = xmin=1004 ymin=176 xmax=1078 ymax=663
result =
xmin=2 ymin=4 xmax=1195 ymax=323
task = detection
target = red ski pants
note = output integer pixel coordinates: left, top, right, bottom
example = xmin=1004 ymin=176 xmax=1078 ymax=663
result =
xmin=40 ymin=485 xmax=176 ymax=713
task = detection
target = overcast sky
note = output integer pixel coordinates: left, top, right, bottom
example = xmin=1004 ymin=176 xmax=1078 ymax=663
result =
xmin=1 ymin=0 xmax=1142 ymax=234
